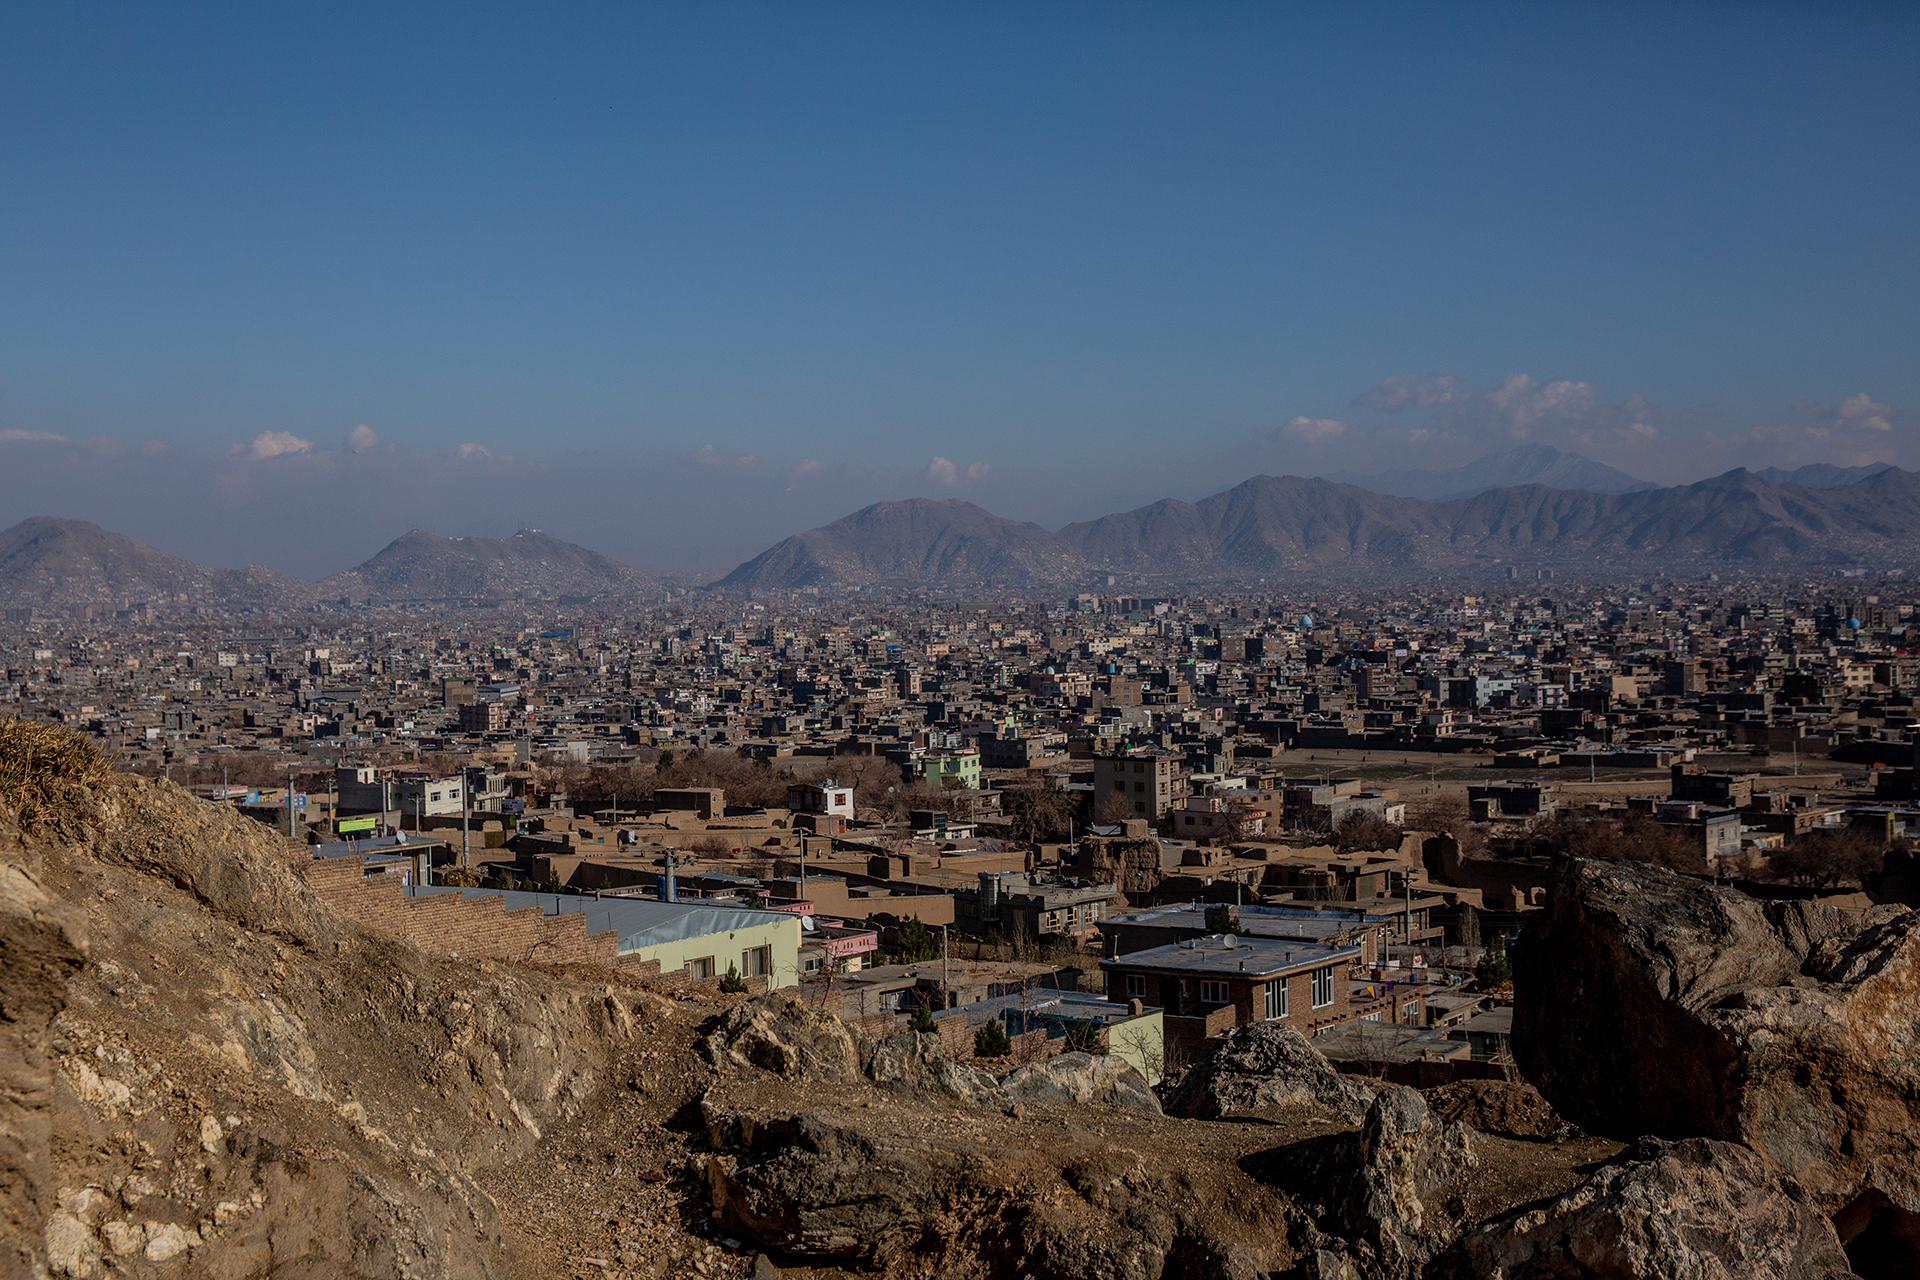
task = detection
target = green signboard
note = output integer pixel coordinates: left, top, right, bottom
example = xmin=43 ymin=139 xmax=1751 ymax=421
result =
xmin=338 ymin=816 xmax=378 ymax=834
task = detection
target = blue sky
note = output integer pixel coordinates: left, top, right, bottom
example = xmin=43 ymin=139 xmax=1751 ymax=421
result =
xmin=2 ymin=4 xmax=1916 ymax=576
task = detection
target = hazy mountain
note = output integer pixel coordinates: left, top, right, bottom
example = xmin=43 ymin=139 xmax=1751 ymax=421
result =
xmin=718 ymin=467 xmax=1920 ymax=588
xmin=1321 ymin=443 xmax=1655 ymax=501
xmin=324 ymin=529 xmax=655 ymax=602
xmin=0 ymin=517 xmax=312 ymax=608
xmin=718 ymin=499 xmax=1066 ymax=589
xmin=0 ymin=519 xmax=656 ymax=609
xmin=1750 ymin=462 xmax=1892 ymax=488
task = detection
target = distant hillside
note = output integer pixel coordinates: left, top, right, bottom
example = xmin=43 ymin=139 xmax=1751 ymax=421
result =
xmin=324 ymin=528 xmax=655 ymax=602
xmin=717 ymin=499 xmax=1068 ymax=589
xmin=0 ymin=517 xmax=312 ymax=608
xmin=1321 ymin=443 xmax=1654 ymax=501
xmin=718 ymin=467 xmax=1920 ymax=589
xmin=1750 ymin=462 xmax=1892 ymax=488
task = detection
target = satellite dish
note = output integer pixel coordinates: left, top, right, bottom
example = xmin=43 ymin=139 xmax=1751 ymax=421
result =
xmin=800 ymin=915 xmax=815 ymax=931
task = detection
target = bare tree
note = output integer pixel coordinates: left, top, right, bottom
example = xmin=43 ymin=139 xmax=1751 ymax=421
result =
xmin=1768 ymin=827 xmax=1885 ymax=890
xmin=1332 ymin=810 xmax=1397 ymax=855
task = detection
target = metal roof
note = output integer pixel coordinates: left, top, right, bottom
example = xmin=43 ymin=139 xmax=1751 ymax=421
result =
xmin=1100 ymin=934 xmax=1360 ymax=977
xmin=404 ymin=886 xmax=798 ymax=952
xmin=1107 ymin=904 xmax=1380 ymax=942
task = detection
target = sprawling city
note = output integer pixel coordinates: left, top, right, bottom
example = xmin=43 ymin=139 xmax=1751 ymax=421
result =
xmin=6 ymin=7 xmax=1919 ymax=1280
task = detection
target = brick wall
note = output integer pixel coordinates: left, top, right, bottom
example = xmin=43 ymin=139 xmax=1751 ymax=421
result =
xmin=301 ymin=856 xmax=769 ymax=996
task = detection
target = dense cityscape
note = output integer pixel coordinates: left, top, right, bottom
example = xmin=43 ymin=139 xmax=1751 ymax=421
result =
xmin=9 ymin=7 xmax=1919 ymax=1278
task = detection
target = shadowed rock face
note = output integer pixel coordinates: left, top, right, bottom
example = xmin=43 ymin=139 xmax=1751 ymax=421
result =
xmin=1261 ymin=1086 xmax=1480 ymax=1280
xmin=1437 ymin=1138 xmax=1859 ymax=1280
xmin=1513 ymin=857 xmax=1920 ymax=1268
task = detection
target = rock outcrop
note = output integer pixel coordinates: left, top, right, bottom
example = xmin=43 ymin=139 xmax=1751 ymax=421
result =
xmin=1424 ymin=1080 xmax=1573 ymax=1142
xmin=1273 ymin=1087 xmax=1479 ymax=1280
xmin=0 ymin=807 xmax=88 ymax=1279
xmin=1163 ymin=1020 xmax=1375 ymax=1122
xmin=1438 ymin=1137 xmax=1859 ymax=1280
xmin=1513 ymin=857 xmax=1920 ymax=1263
xmin=8 ymin=773 xmax=686 ymax=1279
xmin=1001 ymin=1052 xmax=1162 ymax=1113
xmin=702 ymin=994 xmax=1005 ymax=1104
xmin=700 ymin=991 xmax=869 ymax=1083
xmin=702 ymin=1106 xmax=1292 ymax=1279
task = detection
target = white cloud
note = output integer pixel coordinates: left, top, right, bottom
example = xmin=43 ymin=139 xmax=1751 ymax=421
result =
xmin=0 ymin=429 xmax=68 ymax=444
xmin=927 ymin=457 xmax=959 ymax=486
xmin=1833 ymin=393 xmax=1893 ymax=432
xmin=966 ymin=461 xmax=992 ymax=481
xmin=456 ymin=442 xmax=492 ymax=459
xmin=1283 ymin=416 xmax=1348 ymax=440
xmin=243 ymin=431 xmax=315 ymax=460
xmin=345 ymin=423 xmax=379 ymax=452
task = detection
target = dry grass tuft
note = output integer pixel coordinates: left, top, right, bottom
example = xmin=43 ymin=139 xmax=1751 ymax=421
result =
xmin=0 ymin=718 xmax=108 ymax=829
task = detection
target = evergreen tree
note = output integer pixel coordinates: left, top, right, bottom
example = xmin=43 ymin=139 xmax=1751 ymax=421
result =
xmin=974 ymin=1019 xmax=1012 ymax=1057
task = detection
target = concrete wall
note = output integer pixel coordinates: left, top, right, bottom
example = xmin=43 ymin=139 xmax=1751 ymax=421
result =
xmin=633 ymin=916 xmax=800 ymax=991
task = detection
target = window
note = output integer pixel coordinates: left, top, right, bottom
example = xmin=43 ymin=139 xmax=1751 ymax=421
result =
xmin=1135 ymin=802 xmax=1146 ymax=814
xmin=1311 ymin=967 xmax=1335 ymax=1009
xmin=1133 ymin=762 xmax=1144 ymax=773
xmin=1185 ymin=815 xmax=1196 ymax=825
xmin=1134 ymin=782 xmax=1145 ymax=793
xmin=1264 ymin=979 xmax=1289 ymax=1020
xmin=1124 ymin=974 xmax=1146 ymax=999
xmin=1199 ymin=980 xmax=1229 ymax=1005
xmin=742 ymin=946 xmax=770 ymax=977
xmin=429 ymin=791 xmax=442 ymax=802
xmin=686 ymin=956 xmax=715 ymax=980
xmin=1113 ymin=781 xmax=1126 ymax=792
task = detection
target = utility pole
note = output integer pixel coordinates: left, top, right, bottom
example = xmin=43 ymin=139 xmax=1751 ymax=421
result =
xmin=1403 ymin=862 xmax=1412 ymax=948
xmin=461 ymin=770 xmax=469 ymax=870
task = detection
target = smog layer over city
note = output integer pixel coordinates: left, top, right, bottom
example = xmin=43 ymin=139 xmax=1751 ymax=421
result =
xmin=4 ymin=8 xmax=1919 ymax=1280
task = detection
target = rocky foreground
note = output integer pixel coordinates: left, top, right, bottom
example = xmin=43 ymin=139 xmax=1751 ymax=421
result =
xmin=2 ymin=773 xmax=1912 ymax=1278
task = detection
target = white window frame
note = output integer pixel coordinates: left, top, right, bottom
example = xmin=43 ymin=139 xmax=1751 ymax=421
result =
xmin=1264 ymin=978 xmax=1289 ymax=1020
xmin=1311 ymin=967 xmax=1335 ymax=1009
xmin=1199 ymin=980 xmax=1230 ymax=1005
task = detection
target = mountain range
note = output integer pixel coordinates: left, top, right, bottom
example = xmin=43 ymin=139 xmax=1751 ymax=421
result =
xmin=3 ymin=459 xmax=1910 ymax=606
xmin=1319 ymin=443 xmax=1656 ymax=501
xmin=718 ymin=466 xmax=1920 ymax=590
xmin=0 ymin=521 xmax=655 ymax=609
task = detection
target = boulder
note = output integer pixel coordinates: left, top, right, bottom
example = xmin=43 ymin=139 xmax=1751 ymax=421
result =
xmin=1163 ymin=1020 xmax=1374 ymax=1122
xmin=1424 ymin=1080 xmax=1572 ymax=1142
xmin=1282 ymin=1086 xmax=1478 ymax=1279
xmin=1438 ymin=1137 xmax=1859 ymax=1280
xmin=1513 ymin=857 xmax=1920 ymax=1259
xmin=700 ymin=994 xmax=870 ymax=1083
xmin=1000 ymin=1052 xmax=1162 ymax=1113
xmin=868 ymin=1031 xmax=1004 ymax=1106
